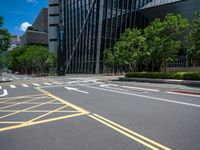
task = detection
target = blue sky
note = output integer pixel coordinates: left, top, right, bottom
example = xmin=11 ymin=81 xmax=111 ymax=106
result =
xmin=0 ymin=0 xmax=47 ymax=36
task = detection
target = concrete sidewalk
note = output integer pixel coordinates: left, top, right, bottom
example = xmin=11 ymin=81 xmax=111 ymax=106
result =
xmin=119 ymin=77 xmax=200 ymax=86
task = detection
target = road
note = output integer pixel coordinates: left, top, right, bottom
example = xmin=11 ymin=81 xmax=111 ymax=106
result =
xmin=0 ymin=73 xmax=200 ymax=150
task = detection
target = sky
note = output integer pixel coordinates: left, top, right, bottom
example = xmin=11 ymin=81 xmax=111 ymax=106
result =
xmin=0 ymin=0 xmax=47 ymax=36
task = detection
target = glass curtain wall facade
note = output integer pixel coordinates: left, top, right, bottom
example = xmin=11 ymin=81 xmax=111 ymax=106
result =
xmin=57 ymin=0 xmax=151 ymax=74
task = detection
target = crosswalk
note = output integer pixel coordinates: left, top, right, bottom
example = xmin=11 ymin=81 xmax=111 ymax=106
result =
xmin=9 ymin=85 xmax=16 ymax=88
xmin=0 ymin=77 xmax=33 ymax=82
xmin=1 ymin=82 xmax=59 ymax=89
xmin=0 ymin=79 xmax=99 ymax=90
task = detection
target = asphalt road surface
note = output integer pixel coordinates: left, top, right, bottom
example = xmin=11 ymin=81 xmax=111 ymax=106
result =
xmin=0 ymin=73 xmax=200 ymax=150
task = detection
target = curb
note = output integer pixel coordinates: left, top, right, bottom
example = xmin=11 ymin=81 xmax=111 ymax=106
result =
xmin=118 ymin=77 xmax=200 ymax=86
xmin=0 ymin=80 xmax=12 ymax=83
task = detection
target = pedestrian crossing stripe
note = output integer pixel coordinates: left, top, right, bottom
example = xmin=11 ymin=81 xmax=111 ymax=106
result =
xmin=44 ymin=82 xmax=52 ymax=85
xmin=22 ymin=84 xmax=29 ymax=87
xmin=10 ymin=85 xmax=16 ymax=88
xmin=32 ymin=83 xmax=40 ymax=87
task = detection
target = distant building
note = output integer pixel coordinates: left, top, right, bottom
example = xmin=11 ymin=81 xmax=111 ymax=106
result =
xmin=48 ymin=0 xmax=60 ymax=54
xmin=19 ymin=8 xmax=48 ymax=47
xmin=48 ymin=0 xmax=200 ymax=74
xmin=8 ymin=35 xmax=21 ymax=51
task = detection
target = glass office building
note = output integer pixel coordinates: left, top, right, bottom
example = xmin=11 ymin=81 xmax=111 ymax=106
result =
xmin=48 ymin=0 xmax=200 ymax=74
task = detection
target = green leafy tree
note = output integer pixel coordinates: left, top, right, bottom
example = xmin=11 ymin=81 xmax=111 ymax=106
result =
xmin=7 ymin=45 xmax=56 ymax=74
xmin=144 ymin=13 xmax=189 ymax=72
xmin=0 ymin=16 xmax=11 ymax=52
xmin=104 ymin=48 xmax=115 ymax=74
xmin=112 ymin=28 xmax=147 ymax=71
xmin=187 ymin=11 xmax=200 ymax=66
xmin=7 ymin=47 xmax=25 ymax=72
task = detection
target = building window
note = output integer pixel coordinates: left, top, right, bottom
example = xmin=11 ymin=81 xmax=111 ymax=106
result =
xmin=50 ymin=39 xmax=58 ymax=42
xmin=49 ymin=14 xmax=59 ymax=17
xmin=49 ymin=3 xmax=59 ymax=7
xmin=49 ymin=24 xmax=59 ymax=27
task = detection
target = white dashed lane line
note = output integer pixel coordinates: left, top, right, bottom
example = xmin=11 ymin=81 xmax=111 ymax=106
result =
xmin=32 ymin=83 xmax=41 ymax=87
xmin=9 ymin=85 xmax=16 ymax=89
xmin=22 ymin=84 xmax=29 ymax=87
xmin=44 ymin=82 xmax=52 ymax=85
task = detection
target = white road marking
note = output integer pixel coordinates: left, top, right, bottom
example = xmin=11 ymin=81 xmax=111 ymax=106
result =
xmin=0 ymin=89 xmax=8 ymax=97
xmin=108 ymin=84 xmax=119 ymax=87
xmin=9 ymin=75 xmax=19 ymax=80
xmin=65 ymin=87 xmax=89 ymax=94
xmin=166 ymin=92 xmax=200 ymax=98
xmin=22 ymin=84 xmax=29 ymax=87
xmin=44 ymin=82 xmax=52 ymax=85
xmin=53 ymin=82 xmax=63 ymax=85
xmin=100 ymin=84 xmax=109 ymax=88
xmin=10 ymin=85 xmax=16 ymax=88
xmin=33 ymin=83 xmax=40 ymax=87
xmin=82 ymin=85 xmax=200 ymax=108
xmin=0 ymin=86 xmax=2 ymax=89
xmin=122 ymin=86 xmax=159 ymax=92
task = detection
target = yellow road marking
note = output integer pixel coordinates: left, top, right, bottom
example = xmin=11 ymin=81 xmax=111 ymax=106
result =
xmin=92 ymin=114 xmax=171 ymax=150
xmin=0 ymin=97 xmax=47 ymax=110
xmin=0 ymin=88 xmax=88 ymax=132
xmin=0 ymin=113 xmax=85 ymax=132
xmin=0 ymin=121 xmax=25 ymax=124
xmin=27 ymin=105 xmax=68 ymax=122
xmin=36 ymin=88 xmax=171 ymax=150
xmin=36 ymin=88 xmax=89 ymax=114
xmin=0 ymin=94 xmax=46 ymax=101
xmin=0 ymin=100 xmax=56 ymax=119
xmin=0 ymin=87 xmax=171 ymax=150
xmin=89 ymin=115 xmax=159 ymax=150
xmin=0 ymin=110 xmax=79 ymax=113
xmin=0 ymin=97 xmax=46 ymax=105
xmin=0 ymin=102 xmax=63 ymax=104
xmin=0 ymin=95 xmax=48 ymax=104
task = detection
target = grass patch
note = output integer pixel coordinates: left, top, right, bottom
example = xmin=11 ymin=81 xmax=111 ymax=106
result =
xmin=125 ymin=72 xmax=200 ymax=80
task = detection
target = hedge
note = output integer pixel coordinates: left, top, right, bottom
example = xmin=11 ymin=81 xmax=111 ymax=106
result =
xmin=125 ymin=72 xmax=200 ymax=80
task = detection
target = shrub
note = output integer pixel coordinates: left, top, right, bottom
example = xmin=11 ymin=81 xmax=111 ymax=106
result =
xmin=125 ymin=72 xmax=200 ymax=80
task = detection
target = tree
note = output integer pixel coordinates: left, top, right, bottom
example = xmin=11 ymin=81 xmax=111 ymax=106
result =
xmin=0 ymin=16 xmax=11 ymax=53
xmin=7 ymin=45 xmax=57 ymax=74
xmin=104 ymin=48 xmax=115 ymax=74
xmin=7 ymin=47 xmax=25 ymax=72
xmin=112 ymin=28 xmax=147 ymax=72
xmin=187 ymin=11 xmax=200 ymax=66
xmin=144 ymin=13 xmax=189 ymax=72
xmin=27 ymin=26 xmax=34 ymax=31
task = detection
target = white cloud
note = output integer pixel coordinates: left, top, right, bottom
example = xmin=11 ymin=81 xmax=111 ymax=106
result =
xmin=20 ymin=22 xmax=32 ymax=32
xmin=27 ymin=0 xmax=39 ymax=5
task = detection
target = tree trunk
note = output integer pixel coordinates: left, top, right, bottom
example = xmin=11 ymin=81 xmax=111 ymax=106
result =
xmin=161 ymin=50 xmax=167 ymax=73
xmin=152 ymin=60 xmax=154 ymax=72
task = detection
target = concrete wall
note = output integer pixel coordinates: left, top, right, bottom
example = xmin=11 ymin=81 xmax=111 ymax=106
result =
xmin=19 ymin=31 xmax=48 ymax=47
xmin=19 ymin=7 xmax=48 ymax=47
xmin=48 ymin=0 xmax=60 ymax=54
xmin=32 ymin=8 xmax=48 ymax=32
